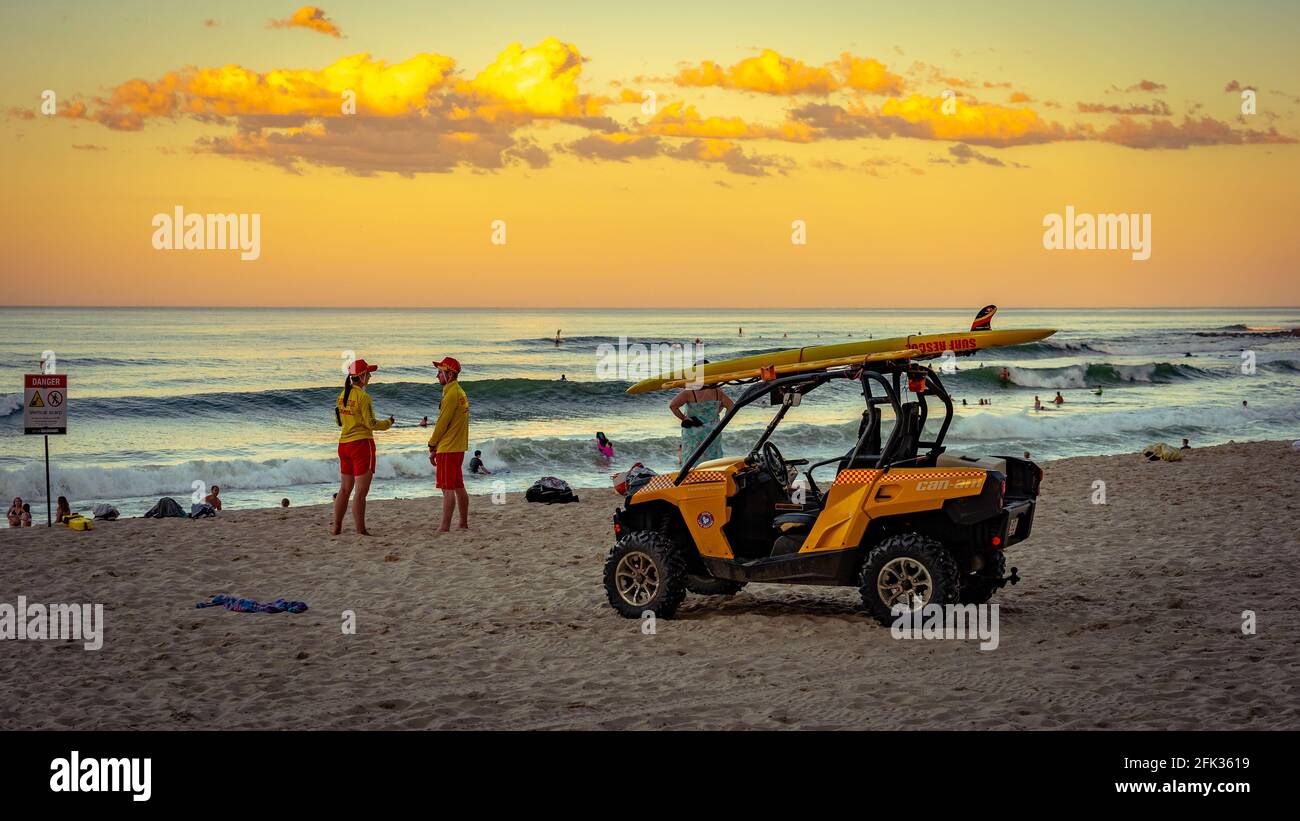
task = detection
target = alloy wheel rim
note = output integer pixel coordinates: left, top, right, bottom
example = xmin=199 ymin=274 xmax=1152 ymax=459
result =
xmin=877 ymin=557 xmax=933 ymax=610
xmin=615 ymin=552 xmax=660 ymax=606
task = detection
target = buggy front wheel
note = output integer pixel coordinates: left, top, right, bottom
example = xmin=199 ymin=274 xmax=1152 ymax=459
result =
xmin=604 ymin=531 xmax=687 ymax=619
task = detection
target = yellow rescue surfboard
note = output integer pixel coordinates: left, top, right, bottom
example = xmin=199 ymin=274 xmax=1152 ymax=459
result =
xmin=627 ymin=306 xmax=1055 ymax=394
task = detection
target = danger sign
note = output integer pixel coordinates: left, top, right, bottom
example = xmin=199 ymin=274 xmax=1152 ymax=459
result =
xmin=25 ymin=374 xmax=67 ymax=435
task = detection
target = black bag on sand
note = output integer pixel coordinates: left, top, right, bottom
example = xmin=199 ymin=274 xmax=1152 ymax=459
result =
xmin=144 ymin=497 xmax=187 ymax=518
xmin=525 ymin=477 xmax=579 ymax=504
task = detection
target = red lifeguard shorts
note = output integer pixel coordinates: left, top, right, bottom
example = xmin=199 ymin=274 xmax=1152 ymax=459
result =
xmin=435 ymin=451 xmax=465 ymax=490
xmin=338 ymin=439 xmax=377 ymax=476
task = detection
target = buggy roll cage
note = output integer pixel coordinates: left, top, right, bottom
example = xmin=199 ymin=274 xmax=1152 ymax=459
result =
xmin=672 ymin=361 xmax=954 ymax=486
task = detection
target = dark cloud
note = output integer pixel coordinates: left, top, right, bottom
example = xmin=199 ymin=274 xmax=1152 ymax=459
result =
xmin=1078 ymin=100 xmax=1173 ymax=116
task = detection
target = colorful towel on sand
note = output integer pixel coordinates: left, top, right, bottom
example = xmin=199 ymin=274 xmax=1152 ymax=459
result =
xmin=196 ymin=594 xmax=308 ymax=613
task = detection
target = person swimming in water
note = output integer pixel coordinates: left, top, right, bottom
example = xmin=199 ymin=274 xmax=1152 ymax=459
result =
xmin=1053 ymin=391 xmax=1064 ymax=405
xmin=467 ymin=449 xmax=492 ymax=475
xmin=1034 ymin=395 xmax=1043 ymax=411
xmin=595 ymin=432 xmax=615 ymax=462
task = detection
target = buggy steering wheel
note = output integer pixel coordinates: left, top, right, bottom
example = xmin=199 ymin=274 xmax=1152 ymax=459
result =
xmin=760 ymin=441 xmax=789 ymax=492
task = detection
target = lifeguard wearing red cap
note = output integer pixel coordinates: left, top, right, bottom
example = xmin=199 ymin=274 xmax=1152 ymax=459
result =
xmin=432 ymin=357 xmax=461 ymax=374
xmin=347 ymin=359 xmax=379 ymax=376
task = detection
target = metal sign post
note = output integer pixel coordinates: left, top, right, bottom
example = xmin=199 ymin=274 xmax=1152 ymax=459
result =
xmin=24 ymin=373 xmax=68 ymax=527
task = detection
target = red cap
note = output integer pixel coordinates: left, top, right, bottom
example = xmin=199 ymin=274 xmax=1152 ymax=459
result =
xmin=432 ymin=356 xmax=461 ymax=374
xmin=347 ymin=359 xmax=379 ymax=376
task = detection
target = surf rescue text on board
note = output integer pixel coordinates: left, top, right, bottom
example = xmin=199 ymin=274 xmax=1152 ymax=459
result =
xmin=910 ymin=338 xmax=978 ymax=354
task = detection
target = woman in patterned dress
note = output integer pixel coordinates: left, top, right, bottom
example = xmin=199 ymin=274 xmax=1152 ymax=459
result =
xmin=669 ymin=385 xmax=734 ymax=464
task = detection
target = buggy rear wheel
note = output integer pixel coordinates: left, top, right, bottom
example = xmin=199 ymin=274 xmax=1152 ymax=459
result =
xmin=604 ymin=531 xmax=687 ymax=618
xmin=859 ymin=533 xmax=959 ymax=625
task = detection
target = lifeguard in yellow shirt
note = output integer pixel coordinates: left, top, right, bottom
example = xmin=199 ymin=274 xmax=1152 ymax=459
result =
xmin=428 ymin=356 xmax=470 ymax=531
xmin=332 ymin=358 xmax=393 ymax=536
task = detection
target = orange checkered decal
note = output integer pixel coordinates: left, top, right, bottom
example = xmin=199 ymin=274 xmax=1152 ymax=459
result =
xmin=632 ymin=470 xmax=725 ymax=496
xmin=683 ymin=470 xmax=726 ymax=484
xmin=832 ymin=469 xmax=881 ymax=486
xmin=832 ymin=468 xmax=987 ymax=486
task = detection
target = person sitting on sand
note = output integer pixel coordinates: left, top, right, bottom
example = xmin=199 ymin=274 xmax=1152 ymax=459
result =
xmin=332 ymin=358 xmax=394 ymax=536
xmin=671 ymin=385 xmax=733 ymax=463
xmin=468 ymin=450 xmax=492 ymax=475
xmin=1181 ymin=438 xmax=1191 ymax=450
xmin=204 ymin=485 xmax=223 ymax=511
xmin=428 ymin=357 xmax=471 ymax=532
xmin=1034 ymin=395 xmax=1043 ymax=411
xmin=1053 ymin=391 xmax=1064 ymax=405
xmin=7 ymin=497 xmax=22 ymax=527
xmin=56 ymin=496 xmax=77 ymax=525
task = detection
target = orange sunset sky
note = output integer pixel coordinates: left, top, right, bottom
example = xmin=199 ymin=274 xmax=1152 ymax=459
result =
xmin=1 ymin=1 xmax=1297 ymax=308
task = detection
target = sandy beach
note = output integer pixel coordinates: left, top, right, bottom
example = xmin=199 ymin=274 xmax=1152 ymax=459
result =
xmin=1 ymin=439 xmax=1297 ymax=731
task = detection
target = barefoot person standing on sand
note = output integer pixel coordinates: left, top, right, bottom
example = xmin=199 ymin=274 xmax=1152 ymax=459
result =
xmin=428 ymin=356 xmax=470 ymax=532
xmin=332 ymin=358 xmax=393 ymax=536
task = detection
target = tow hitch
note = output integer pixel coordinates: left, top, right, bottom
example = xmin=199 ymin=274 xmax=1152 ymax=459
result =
xmin=995 ymin=566 xmax=1021 ymax=590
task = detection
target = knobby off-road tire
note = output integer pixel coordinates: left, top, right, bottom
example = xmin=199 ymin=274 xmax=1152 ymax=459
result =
xmin=859 ymin=533 xmax=960 ymax=626
xmin=684 ymin=575 xmax=747 ymax=596
xmin=604 ymin=531 xmax=688 ymax=619
xmin=958 ymin=551 xmax=1006 ymax=605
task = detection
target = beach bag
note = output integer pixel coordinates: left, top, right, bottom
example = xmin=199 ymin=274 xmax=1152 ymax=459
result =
xmin=144 ymin=497 xmax=187 ymax=518
xmin=190 ymin=503 xmax=217 ymax=519
xmin=67 ymin=516 xmax=93 ymax=531
xmin=93 ymin=504 xmax=119 ymax=521
xmin=613 ymin=463 xmax=657 ymax=495
xmin=525 ymin=476 xmax=579 ymax=504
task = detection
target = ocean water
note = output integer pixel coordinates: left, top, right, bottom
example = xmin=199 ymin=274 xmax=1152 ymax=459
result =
xmin=1 ymin=307 xmax=1298 ymax=520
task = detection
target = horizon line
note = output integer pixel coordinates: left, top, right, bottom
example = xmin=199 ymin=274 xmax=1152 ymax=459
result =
xmin=2 ymin=305 xmax=1299 ymax=312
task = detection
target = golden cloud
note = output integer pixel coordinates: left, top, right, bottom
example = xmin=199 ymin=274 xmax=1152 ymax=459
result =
xmin=51 ymin=52 xmax=455 ymax=129
xmin=678 ymin=49 xmax=839 ymax=95
xmin=875 ymin=94 xmax=1072 ymax=146
xmin=460 ymin=38 xmax=601 ymax=120
xmin=269 ymin=6 xmax=343 ymax=38
xmin=837 ymin=54 xmax=905 ymax=95
xmin=644 ymin=102 xmax=814 ymax=142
